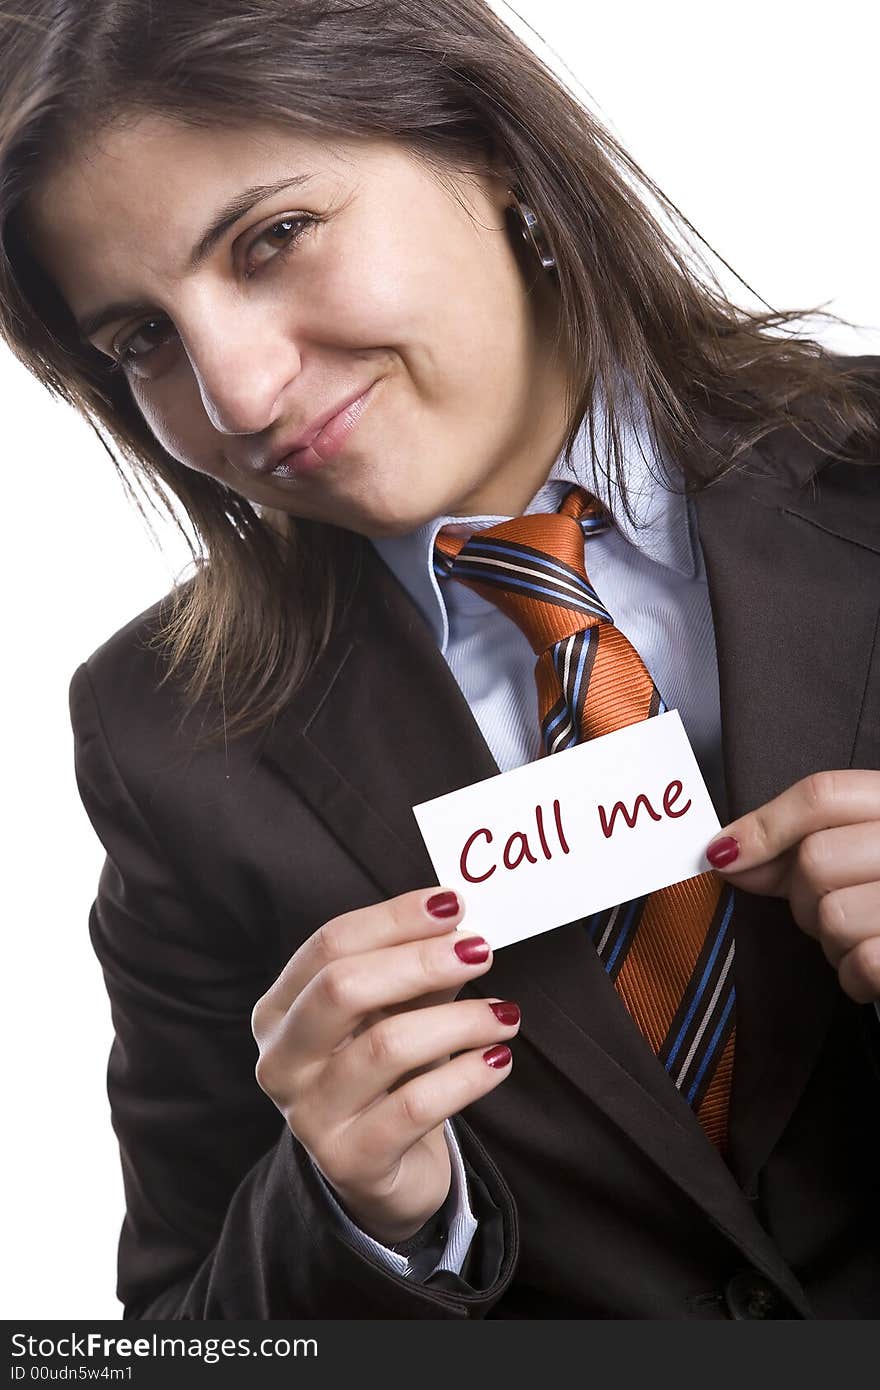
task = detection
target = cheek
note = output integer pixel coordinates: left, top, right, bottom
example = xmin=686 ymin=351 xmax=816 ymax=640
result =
xmin=130 ymin=376 xmax=216 ymax=473
xmin=309 ymin=233 xmax=425 ymax=350
xmin=319 ymin=230 xmax=523 ymax=404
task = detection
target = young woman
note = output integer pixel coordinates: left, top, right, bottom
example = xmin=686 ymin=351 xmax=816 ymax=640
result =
xmin=2 ymin=0 xmax=878 ymax=1320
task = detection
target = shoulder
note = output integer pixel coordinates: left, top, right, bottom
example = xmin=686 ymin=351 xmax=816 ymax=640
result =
xmin=741 ymin=351 xmax=880 ymax=562
xmin=738 ymin=350 xmax=880 ymax=497
xmin=77 ymin=586 xmax=177 ymax=675
xmin=67 ymin=581 xmax=240 ymax=823
xmin=804 ymin=350 xmax=880 ymax=504
xmin=807 ymin=350 xmax=879 ymax=462
xmin=67 ymin=580 xmax=280 ymax=909
xmin=69 ymin=585 xmax=188 ymax=744
xmin=828 ymin=350 xmax=880 ymax=382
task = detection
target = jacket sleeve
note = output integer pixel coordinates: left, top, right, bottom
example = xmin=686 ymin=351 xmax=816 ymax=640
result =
xmin=69 ymin=660 xmax=517 ymax=1319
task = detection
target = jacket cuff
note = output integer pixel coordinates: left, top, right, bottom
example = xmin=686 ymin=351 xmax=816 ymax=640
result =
xmin=309 ymin=1119 xmax=477 ymax=1280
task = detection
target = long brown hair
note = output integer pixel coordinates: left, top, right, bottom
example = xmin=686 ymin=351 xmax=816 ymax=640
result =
xmin=1 ymin=0 xmax=877 ymax=743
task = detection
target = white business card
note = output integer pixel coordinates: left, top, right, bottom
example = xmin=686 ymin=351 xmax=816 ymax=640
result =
xmin=412 ymin=710 xmax=722 ymax=950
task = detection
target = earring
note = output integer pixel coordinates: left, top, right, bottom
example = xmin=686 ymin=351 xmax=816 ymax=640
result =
xmin=508 ymin=189 xmax=557 ymax=272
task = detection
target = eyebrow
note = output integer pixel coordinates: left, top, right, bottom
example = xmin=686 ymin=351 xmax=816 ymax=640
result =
xmin=75 ymin=173 xmax=314 ymax=342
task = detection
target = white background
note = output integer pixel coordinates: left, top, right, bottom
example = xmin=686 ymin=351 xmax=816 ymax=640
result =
xmin=2 ymin=0 xmax=878 ymax=1319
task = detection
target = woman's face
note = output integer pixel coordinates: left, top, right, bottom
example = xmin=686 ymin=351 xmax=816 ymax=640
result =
xmin=25 ymin=115 xmax=573 ymax=535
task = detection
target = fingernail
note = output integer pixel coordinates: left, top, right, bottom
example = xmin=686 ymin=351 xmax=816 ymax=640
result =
xmin=483 ymin=1044 xmax=512 ymax=1069
xmin=707 ymin=835 xmax=740 ymax=868
xmin=454 ymin=936 xmax=490 ymax=964
xmin=426 ymin=890 xmax=460 ymax=918
xmin=489 ymin=1001 xmax=520 ymax=1026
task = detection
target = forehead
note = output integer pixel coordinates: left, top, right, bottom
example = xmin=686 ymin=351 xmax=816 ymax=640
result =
xmin=21 ymin=115 xmax=385 ymax=319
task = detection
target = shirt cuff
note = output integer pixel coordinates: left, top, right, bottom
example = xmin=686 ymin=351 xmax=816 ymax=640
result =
xmin=310 ymin=1119 xmax=478 ymax=1280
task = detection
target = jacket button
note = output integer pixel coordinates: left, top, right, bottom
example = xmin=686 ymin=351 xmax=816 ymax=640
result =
xmin=724 ymin=1270 xmax=791 ymax=1319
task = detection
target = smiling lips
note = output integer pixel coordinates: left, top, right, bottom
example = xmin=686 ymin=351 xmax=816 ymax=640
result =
xmin=260 ymin=381 xmax=380 ymax=477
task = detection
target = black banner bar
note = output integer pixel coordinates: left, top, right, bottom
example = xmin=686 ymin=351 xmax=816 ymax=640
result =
xmin=1 ymin=1319 xmax=863 ymax=1387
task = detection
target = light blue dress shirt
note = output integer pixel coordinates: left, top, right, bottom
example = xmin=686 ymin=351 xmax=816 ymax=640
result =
xmin=317 ymin=396 xmax=734 ymax=1279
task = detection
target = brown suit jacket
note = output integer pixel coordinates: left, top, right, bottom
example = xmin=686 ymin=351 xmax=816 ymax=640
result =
xmin=70 ymin=364 xmax=880 ymax=1318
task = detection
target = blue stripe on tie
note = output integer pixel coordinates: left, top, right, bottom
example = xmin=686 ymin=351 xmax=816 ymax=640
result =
xmin=569 ymin=631 xmax=590 ymax=705
xmin=473 ymin=538 xmax=598 ymax=593
xmin=457 ymin=541 xmax=609 ymax=614
xmin=575 ymin=627 xmax=596 ymax=703
xmin=686 ymin=986 xmax=736 ymax=1105
xmin=543 ymin=700 xmax=569 ymax=742
xmin=551 ymin=635 xmax=570 ymax=685
xmin=605 ymin=897 xmax=643 ymax=971
xmin=451 ymin=565 xmax=610 ymax=618
xmin=663 ymin=890 xmax=736 ymax=1072
xmin=558 ymin=633 xmax=591 ymax=750
xmin=455 ymin=544 xmax=600 ymax=606
xmin=543 ymin=647 xmax=572 ymax=742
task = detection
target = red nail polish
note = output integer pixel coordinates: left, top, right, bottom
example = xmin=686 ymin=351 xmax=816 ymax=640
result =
xmin=489 ymin=1001 xmax=520 ymax=1026
xmin=707 ymin=836 xmax=740 ymax=869
xmin=483 ymin=1044 xmax=512 ymax=1069
xmin=426 ymin=891 xmax=459 ymax=918
xmin=454 ymin=936 xmax=490 ymax=964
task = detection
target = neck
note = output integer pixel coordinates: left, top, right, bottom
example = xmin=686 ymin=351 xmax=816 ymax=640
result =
xmin=448 ymin=273 xmax=577 ymax=517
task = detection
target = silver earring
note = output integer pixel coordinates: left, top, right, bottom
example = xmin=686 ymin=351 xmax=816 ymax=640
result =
xmin=509 ymin=190 xmax=557 ymax=272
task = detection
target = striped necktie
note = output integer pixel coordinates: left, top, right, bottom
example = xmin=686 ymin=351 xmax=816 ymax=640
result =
xmin=434 ymin=484 xmax=736 ymax=1148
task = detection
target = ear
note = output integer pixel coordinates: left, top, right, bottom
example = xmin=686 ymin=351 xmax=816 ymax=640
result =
xmin=485 ymin=144 xmax=519 ymax=213
xmin=480 ymin=172 xmax=519 ymax=222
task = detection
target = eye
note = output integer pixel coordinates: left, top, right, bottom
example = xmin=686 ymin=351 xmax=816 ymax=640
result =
xmin=244 ymin=213 xmax=316 ymax=277
xmin=107 ymin=214 xmax=318 ymax=376
xmin=108 ymin=318 xmax=174 ymax=370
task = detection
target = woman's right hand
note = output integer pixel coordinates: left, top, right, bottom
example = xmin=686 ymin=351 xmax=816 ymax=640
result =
xmin=250 ymin=888 xmax=520 ymax=1245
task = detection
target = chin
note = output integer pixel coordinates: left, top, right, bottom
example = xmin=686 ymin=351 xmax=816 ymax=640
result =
xmin=337 ymin=479 xmax=448 ymax=538
xmin=353 ymin=512 xmax=428 ymax=540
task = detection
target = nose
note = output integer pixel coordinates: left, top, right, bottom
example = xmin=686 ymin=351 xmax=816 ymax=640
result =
xmin=182 ymin=305 xmax=303 ymax=439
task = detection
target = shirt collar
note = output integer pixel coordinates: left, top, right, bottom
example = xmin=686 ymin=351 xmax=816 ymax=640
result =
xmin=371 ymin=385 xmax=699 ymax=652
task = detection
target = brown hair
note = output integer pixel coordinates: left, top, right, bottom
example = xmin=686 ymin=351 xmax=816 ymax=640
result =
xmin=1 ymin=0 xmax=878 ymax=743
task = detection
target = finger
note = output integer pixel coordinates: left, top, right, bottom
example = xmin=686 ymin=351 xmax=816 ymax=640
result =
xmin=253 ymin=887 xmax=467 ymax=1030
xmin=788 ymin=827 xmax=880 ymax=937
xmin=815 ymin=881 xmax=880 ymax=966
xmin=262 ymin=928 xmax=495 ymax=1069
xmin=319 ymin=997 xmax=522 ymax=1122
xmin=706 ymin=770 xmax=880 ymax=878
xmin=837 ymin=937 xmax=880 ymax=1005
xmin=335 ymin=1041 xmax=514 ymax=1189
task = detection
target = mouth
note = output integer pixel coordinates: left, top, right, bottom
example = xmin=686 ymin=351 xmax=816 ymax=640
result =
xmin=266 ymin=379 xmax=383 ymax=480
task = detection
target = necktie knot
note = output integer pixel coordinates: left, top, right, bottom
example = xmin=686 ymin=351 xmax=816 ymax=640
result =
xmin=434 ymin=485 xmax=613 ymax=656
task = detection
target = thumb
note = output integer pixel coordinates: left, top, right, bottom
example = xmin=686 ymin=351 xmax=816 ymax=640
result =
xmin=707 ymin=848 xmax=793 ymax=899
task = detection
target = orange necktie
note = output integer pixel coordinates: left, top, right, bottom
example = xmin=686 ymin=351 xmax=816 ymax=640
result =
xmin=435 ymin=485 xmax=735 ymax=1148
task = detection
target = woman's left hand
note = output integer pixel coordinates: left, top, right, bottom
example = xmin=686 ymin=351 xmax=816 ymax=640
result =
xmin=706 ymin=770 xmax=880 ymax=1004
